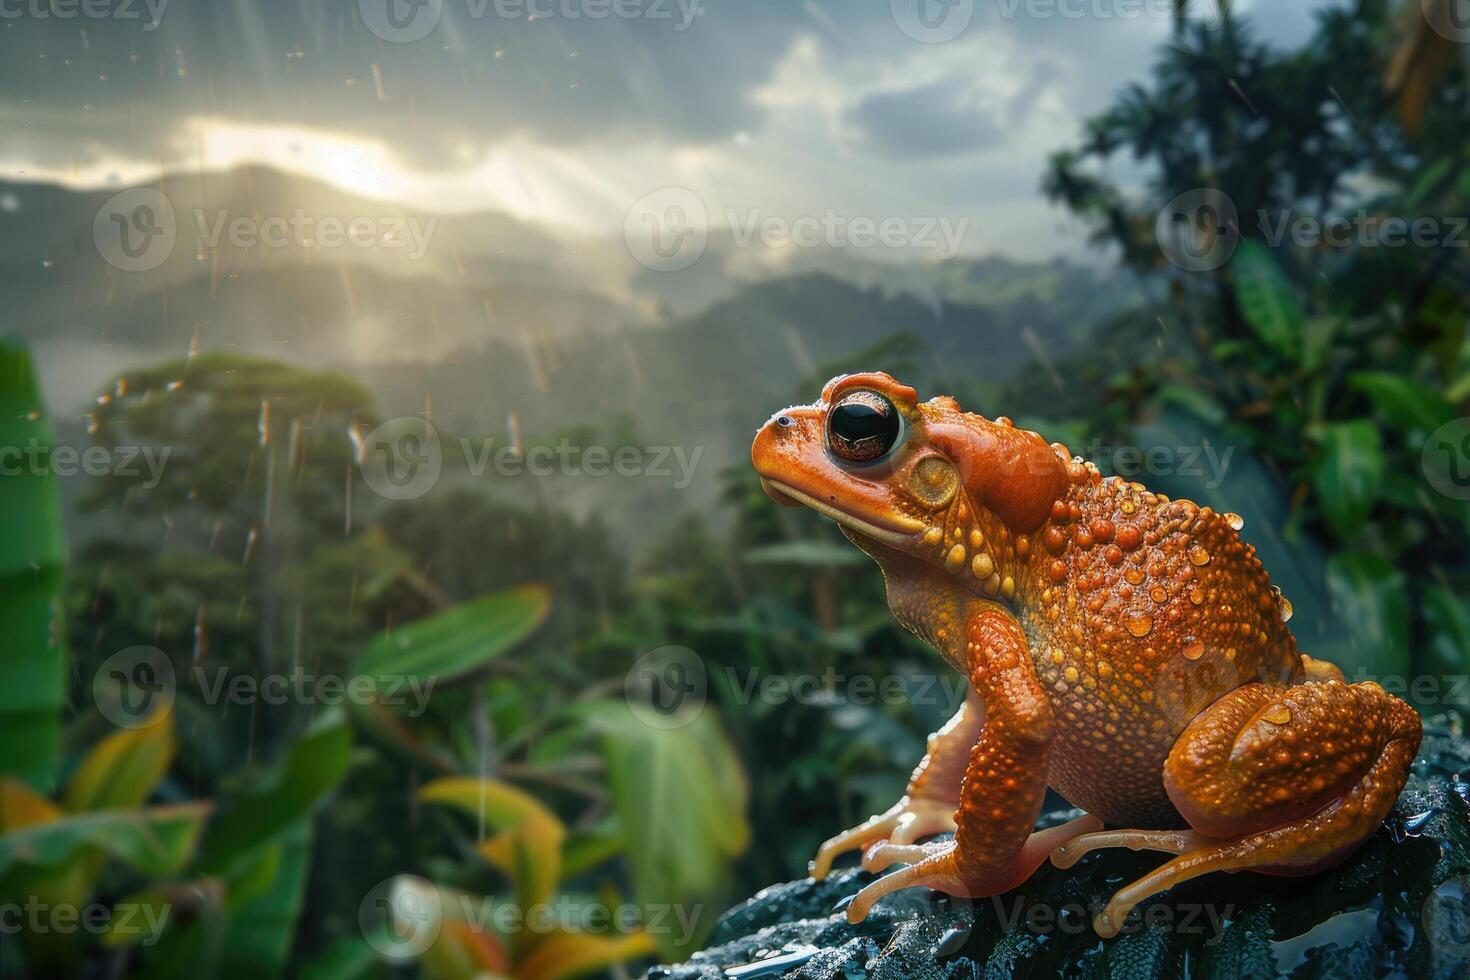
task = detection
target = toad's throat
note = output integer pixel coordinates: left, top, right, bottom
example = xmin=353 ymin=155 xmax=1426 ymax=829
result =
xmin=758 ymin=478 xmax=922 ymax=548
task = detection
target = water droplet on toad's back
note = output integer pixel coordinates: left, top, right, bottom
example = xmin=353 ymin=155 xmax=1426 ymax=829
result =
xmin=1272 ymin=587 xmax=1294 ymax=623
xmin=1183 ymin=639 xmax=1205 ymax=660
xmin=1225 ymin=512 xmax=1244 ymax=531
xmin=1188 ymin=545 xmax=1211 ymax=566
xmin=1262 ymin=703 xmax=1292 ymax=725
xmin=1125 ymin=612 xmax=1154 ymax=637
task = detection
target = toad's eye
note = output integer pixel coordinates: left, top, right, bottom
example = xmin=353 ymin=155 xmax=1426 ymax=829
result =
xmin=828 ymin=391 xmax=901 ymax=463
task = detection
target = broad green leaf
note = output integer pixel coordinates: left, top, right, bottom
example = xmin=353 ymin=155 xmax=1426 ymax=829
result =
xmin=0 ymin=344 xmax=66 ymax=790
xmin=1348 ymin=372 xmax=1453 ymax=436
xmin=1324 ymin=553 xmax=1409 ymax=679
xmin=357 ymin=584 xmax=551 ymax=690
xmin=216 ymin=823 xmax=312 ymax=979
xmin=1424 ymin=585 xmax=1470 ymax=677
xmin=420 ymin=777 xmax=566 ymax=913
xmin=0 ymin=803 xmax=209 ymax=878
xmin=583 ymin=702 xmax=748 ymax=957
xmin=517 ymin=928 xmax=656 ymax=980
xmin=1300 ymin=316 xmax=1339 ymax=374
xmin=1312 ymin=421 xmax=1383 ymax=538
xmin=197 ymin=712 xmax=351 ymax=873
xmin=561 ymin=820 xmax=624 ymax=879
xmin=742 ymin=541 xmax=867 ymax=566
xmin=1407 ymin=156 xmax=1453 ymax=206
xmin=1231 ymin=241 xmax=1302 ymax=356
xmin=63 ymin=711 xmax=175 ymax=813
xmin=1155 ymin=384 xmax=1226 ymax=425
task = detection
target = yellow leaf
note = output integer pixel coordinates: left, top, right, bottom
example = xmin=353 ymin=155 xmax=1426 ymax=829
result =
xmin=421 ymin=778 xmax=566 ymax=907
xmin=475 ymin=819 xmax=562 ymax=918
xmin=422 ymin=919 xmax=511 ymax=980
xmin=516 ymin=929 xmax=657 ymax=980
xmin=1387 ymin=0 xmax=1460 ymax=138
xmin=419 ymin=778 xmax=565 ymax=838
xmin=63 ymin=711 xmax=175 ymax=813
xmin=0 ymin=777 xmax=62 ymax=830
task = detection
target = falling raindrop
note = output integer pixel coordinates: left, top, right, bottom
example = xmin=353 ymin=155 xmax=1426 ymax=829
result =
xmin=506 ymin=411 xmax=523 ymax=458
xmin=258 ymin=400 xmax=271 ymax=448
xmin=193 ymin=604 xmax=207 ymax=661
xmin=343 ymin=463 xmax=354 ymax=536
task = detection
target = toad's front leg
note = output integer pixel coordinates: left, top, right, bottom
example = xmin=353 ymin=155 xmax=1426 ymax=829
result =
xmin=847 ymin=604 xmax=1095 ymax=923
xmin=810 ymin=687 xmax=981 ymax=881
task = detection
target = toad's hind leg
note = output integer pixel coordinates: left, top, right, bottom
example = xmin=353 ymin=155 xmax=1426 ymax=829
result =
xmin=1052 ymin=679 xmax=1421 ymax=938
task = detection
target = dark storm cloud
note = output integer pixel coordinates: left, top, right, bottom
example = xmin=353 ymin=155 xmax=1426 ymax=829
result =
xmin=0 ymin=0 xmax=882 ymax=165
xmin=844 ymin=77 xmax=1000 ymax=158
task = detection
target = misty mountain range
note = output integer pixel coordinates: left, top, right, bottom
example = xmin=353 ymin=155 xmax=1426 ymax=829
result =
xmin=3 ymin=165 xmax=1148 ymax=537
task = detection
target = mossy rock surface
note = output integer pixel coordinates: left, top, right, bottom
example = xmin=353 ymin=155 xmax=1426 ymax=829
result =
xmin=646 ymin=713 xmax=1470 ymax=980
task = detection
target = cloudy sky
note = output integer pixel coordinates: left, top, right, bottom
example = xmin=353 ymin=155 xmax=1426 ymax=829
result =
xmin=1 ymin=0 xmax=1333 ymax=259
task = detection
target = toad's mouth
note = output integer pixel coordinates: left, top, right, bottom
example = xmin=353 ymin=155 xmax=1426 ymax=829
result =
xmin=759 ymin=477 xmax=923 ymax=549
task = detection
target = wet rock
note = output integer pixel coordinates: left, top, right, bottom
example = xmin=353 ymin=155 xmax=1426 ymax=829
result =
xmin=647 ymin=712 xmax=1470 ymax=980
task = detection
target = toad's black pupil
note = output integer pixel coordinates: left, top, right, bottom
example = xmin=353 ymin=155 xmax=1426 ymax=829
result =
xmin=829 ymin=394 xmax=899 ymax=462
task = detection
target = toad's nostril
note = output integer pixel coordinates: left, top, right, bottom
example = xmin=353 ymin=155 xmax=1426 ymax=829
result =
xmin=776 ymin=415 xmax=795 ymax=428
